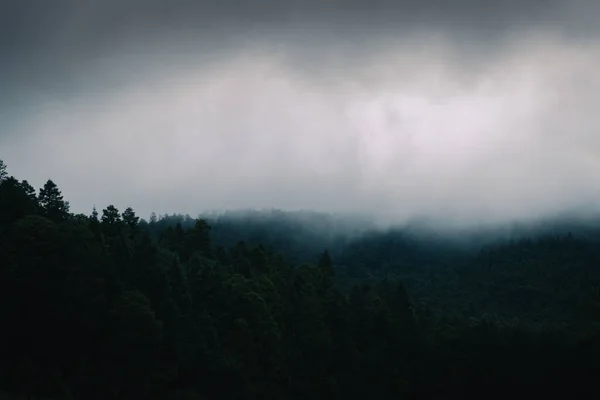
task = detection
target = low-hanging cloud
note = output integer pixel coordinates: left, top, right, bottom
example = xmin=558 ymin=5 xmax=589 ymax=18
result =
xmin=1 ymin=0 xmax=600 ymax=227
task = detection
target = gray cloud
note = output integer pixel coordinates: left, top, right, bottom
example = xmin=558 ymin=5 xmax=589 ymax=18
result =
xmin=1 ymin=1 xmax=594 ymax=75
xmin=1 ymin=0 xmax=600 ymax=227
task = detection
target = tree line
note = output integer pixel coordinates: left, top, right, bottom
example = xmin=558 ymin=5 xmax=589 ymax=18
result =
xmin=1 ymin=159 xmax=599 ymax=399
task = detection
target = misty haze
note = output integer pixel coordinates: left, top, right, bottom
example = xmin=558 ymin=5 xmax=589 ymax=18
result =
xmin=1 ymin=1 xmax=600 ymax=399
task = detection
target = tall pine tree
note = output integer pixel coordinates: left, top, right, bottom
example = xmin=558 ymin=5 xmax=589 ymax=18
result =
xmin=38 ymin=180 xmax=70 ymax=222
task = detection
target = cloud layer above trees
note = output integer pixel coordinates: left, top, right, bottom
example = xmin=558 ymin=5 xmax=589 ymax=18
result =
xmin=1 ymin=0 xmax=599 ymax=227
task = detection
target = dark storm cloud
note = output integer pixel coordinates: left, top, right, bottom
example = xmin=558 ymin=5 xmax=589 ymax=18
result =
xmin=1 ymin=0 xmax=594 ymax=129
xmin=0 ymin=0 xmax=592 ymax=69
xmin=1 ymin=0 xmax=599 ymax=227
xmin=1 ymin=0 xmax=595 ymax=87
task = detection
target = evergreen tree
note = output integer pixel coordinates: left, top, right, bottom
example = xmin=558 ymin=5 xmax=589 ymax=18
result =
xmin=38 ymin=179 xmax=70 ymax=221
xmin=20 ymin=180 xmax=37 ymax=205
xmin=318 ymin=250 xmax=334 ymax=279
xmin=0 ymin=159 xmax=6 ymax=182
xmin=122 ymin=207 xmax=140 ymax=229
xmin=185 ymin=219 xmax=212 ymax=257
xmin=0 ymin=177 xmax=37 ymax=231
xmin=102 ymin=205 xmax=121 ymax=226
xmin=90 ymin=206 xmax=99 ymax=222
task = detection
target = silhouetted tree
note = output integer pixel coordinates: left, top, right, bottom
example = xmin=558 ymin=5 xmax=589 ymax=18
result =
xmin=102 ymin=205 xmax=121 ymax=225
xmin=122 ymin=207 xmax=140 ymax=229
xmin=0 ymin=177 xmax=38 ymax=231
xmin=90 ymin=206 xmax=99 ymax=222
xmin=20 ymin=180 xmax=37 ymax=209
xmin=38 ymin=180 xmax=70 ymax=221
xmin=0 ymin=159 xmax=6 ymax=182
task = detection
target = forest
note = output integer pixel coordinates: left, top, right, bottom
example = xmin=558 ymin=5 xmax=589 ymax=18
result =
xmin=1 ymin=158 xmax=599 ymax=399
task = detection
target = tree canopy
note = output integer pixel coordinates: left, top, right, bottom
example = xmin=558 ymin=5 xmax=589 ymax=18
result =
xmin=1 ymin=158 xmax=600 ymax=399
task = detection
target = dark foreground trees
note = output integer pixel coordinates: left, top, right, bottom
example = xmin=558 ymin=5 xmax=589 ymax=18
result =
xmin=1 ymin=159 xmax=599 ymax=399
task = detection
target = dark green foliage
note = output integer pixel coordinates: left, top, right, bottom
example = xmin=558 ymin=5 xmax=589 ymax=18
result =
xmin=91 ymin=206 xmax=99 ymax=221
xmin=0 ymin=177 xmax=39 ymax=233
xmin=122 ymin=207 xmax=140 ymax=229
xmin=20 ymin=180 xmax=38 ymax=206
xmin=38 ymin=179 xmax=70 ymax=222
xmin=102 ymin=204 xmax=122 ymax=226
xmin=1 ymin=165 xmax=600 ymax=399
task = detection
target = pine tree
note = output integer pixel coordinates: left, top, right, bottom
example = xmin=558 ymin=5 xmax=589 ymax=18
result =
xmin=90 ymin=206 xmax=99 ymax=222
xmin=20 ymin=180 xmax=37 ymax=205
xmin=122 ymin=207 xmax=140 ymax=229
xmin=318 ymin=250 xmax=334 ymax=279
xmin=0 ymin=159 xmax=7 ymax=182
xmin=38 ymin=180 xmax=70 ymax=221
xmin=185 ymin=219 xmax=212 ymax=257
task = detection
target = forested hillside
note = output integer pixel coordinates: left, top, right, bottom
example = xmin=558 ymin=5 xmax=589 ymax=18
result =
xmin=1 ymin=159 xmax=600 ymax=399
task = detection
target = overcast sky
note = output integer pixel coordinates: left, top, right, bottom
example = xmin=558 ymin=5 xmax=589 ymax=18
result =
xmin=1 ymin=0 xmax=599 ymax=227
